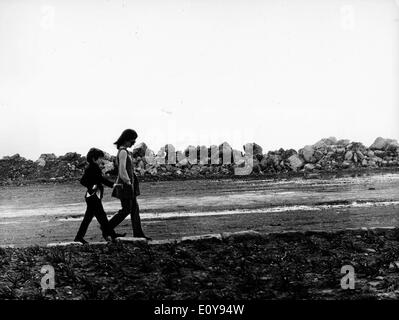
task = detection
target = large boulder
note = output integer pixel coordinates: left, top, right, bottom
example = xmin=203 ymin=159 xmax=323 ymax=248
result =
xmin=9 ymin=154 xmax=24 ymax=161
xmin=154 ymin=147 xmax=166 ymax=165
xmin=314 ymin=150 xmax=324 ymax=161
xmin=103 ymin=152 xmax=113 ymax=161
xmin=176 ymin=150 xmax=185 ymax=163
xmin=36 ymin=158 xmax=46 ymax=167
xmin=341 ymin=160 xmax=352 ymax=169
xmin=356 ymin=150 xmax=365 ymax=160
xmin=243 ymin=142 xmax=263 ymax=158
xmin=370 ymin=137 xmax=399 ymax=151
xmin=287 ymin=154 xmax=304 ymax=171
xmin=348 ymin=142 xmax=367 ymax=153
xmin=36 ymin=153 xmax=57 ymax=167
xmin=313 ymin=137 xmax=337 ymax=149
xmin=300 ymin=145 xmax=316 ymax=163
xmin=143 ymin=148 xmax=156 ymax=165
xmin=270 ymin=153 xmax=282 ymax=168
xmin=304 ymin=163 xmax=316 ymax=171
xmin=59 ymin=152 xmax=81 ymax=162
xmin=251 ymin=157 xmax=262 ymax=173
xmin=176 ymin=157 xmax=189 ymax=167
xmin=370 ymin=137 xmax=388 ymax=150
xmin=387 ymin=140 xmax=399 ymax=152
xmin=259 ymin=155 xmax=271 ymax=171
xmin=337 ymin=139 xmax=350 ymax=146
xmin=39 ymin=153 xmax=57 ymax=161
xmin=261 ymin=152 xmax=283 ymax=171
xmin=132 ymin=142 xmax=148 ymax=158
xmin=344 ymin=150 xmax=353 ymax=161
xmin=281 ymin=149 xmax=297 ymax=160
xmin=102 ymin=160 xmax=114 ymax=174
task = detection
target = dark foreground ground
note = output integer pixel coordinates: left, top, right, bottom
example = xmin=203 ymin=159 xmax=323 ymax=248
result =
xmin=1 ymin=228 xmax=399 ymax=300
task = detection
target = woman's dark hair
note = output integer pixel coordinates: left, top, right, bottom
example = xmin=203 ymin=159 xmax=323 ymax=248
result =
xmin=114 ymin=129 xmax=138 ymax=149
xmin=86 ymin=148 xmax=105 ymax=164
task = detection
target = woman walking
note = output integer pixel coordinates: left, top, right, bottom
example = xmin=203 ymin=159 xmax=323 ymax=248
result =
xmin=109 ymin=129 xmax=151 ymax=240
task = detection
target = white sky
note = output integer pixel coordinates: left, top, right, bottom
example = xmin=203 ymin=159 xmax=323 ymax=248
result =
xmin=0 ymin=0 xmax=398 ymax=160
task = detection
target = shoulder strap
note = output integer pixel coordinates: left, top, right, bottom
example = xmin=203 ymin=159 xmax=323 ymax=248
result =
xmin=115 ymin=147 xmax=128 ymax=163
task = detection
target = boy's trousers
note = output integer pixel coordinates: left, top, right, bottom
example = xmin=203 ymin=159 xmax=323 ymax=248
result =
xmin=76 ymin=195 xmax=114 ymax=239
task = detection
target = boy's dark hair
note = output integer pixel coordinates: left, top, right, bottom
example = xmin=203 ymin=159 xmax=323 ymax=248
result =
xmin=86 ymin=148 xmax=105 ymax=164
xmin=114 ymin=129 xmax=138 ymax=149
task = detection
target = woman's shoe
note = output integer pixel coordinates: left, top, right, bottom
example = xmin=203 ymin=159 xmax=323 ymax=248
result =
xmin=135 ymin=235 xmax=152 ymax=241
xmin=114 ymin=232 xmax=126 ymax=238
xmin=74 ymin=237 xmax=88 ymax=244
xmin=110 ymin=232 xmax=126 ymax=241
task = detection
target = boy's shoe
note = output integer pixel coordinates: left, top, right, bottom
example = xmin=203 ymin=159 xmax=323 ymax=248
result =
xmin=100 ymin=226 xmax=126 ymax=240
xmin=74 ymin=237 xmax=88 ymax=244
xmin=103 ymin=232 xmax=126 ymax=242
xmin=103 ymin=235 xmax=112 ymax=242
xmin=110 ymin=233 xmax=126 ymax=242
xmin=105 ymin=233 xmax=127 ymax=244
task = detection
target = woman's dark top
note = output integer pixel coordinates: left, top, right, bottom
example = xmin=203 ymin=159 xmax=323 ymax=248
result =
xmin=112 ymin=147 xmax=140 ymax=199
xmin=80 ymin=163 xmax=114 ymax=199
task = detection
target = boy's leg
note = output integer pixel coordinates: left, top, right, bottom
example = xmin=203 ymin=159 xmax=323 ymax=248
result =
xmin=108 ymin=198 xmax=132 ymax=230
xmin=130 ymin=197 xmax=145 ymax=237
xmin=91 ymin=197 xmax=116 ymax=238
xmin=75 ymin=198 xmax=95 ymax=239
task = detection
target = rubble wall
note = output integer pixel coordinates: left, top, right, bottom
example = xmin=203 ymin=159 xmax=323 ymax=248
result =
xmin=0 ymin=137 xmax=398 ymax=185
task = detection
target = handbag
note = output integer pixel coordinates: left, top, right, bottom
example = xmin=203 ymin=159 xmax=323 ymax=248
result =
xmin=112 ymin=177 xmax=134 ymax=200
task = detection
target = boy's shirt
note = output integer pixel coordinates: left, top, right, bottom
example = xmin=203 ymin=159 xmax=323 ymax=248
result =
xmin=80 ymin=163 xmax=114 ymax=199
xmin=85 ymin=185 xmax=101 ymax=199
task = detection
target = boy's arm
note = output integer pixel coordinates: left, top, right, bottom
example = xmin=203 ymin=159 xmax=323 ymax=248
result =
xmin=101 ymin=175 xmax=115 ymax=188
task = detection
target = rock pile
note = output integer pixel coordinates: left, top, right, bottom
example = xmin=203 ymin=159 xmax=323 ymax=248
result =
xmin=0 ymin=152 xmax=87 ymax=185
xmin=0 ymin=137 xmax=398 ymax=185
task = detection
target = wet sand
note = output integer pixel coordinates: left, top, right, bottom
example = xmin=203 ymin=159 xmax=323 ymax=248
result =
xmin=1 ymin=172 xmax=398 ymax=247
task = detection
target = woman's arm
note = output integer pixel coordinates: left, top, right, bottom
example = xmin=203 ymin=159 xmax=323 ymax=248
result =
xmin=118 ymin=150 xmax=131 ymax=184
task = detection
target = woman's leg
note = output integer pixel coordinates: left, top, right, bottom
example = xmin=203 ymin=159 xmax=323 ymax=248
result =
xmin=75 ymin=198 xmax=95 ymax=240
xmin=108 ymin=198 xmax=132 ymax=230
xmin=130 ymin=197 xmax=145 ymax=237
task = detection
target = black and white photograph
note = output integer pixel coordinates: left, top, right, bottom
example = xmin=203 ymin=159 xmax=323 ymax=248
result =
xmin=0 ymin=0 xmax=398 ymax=314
